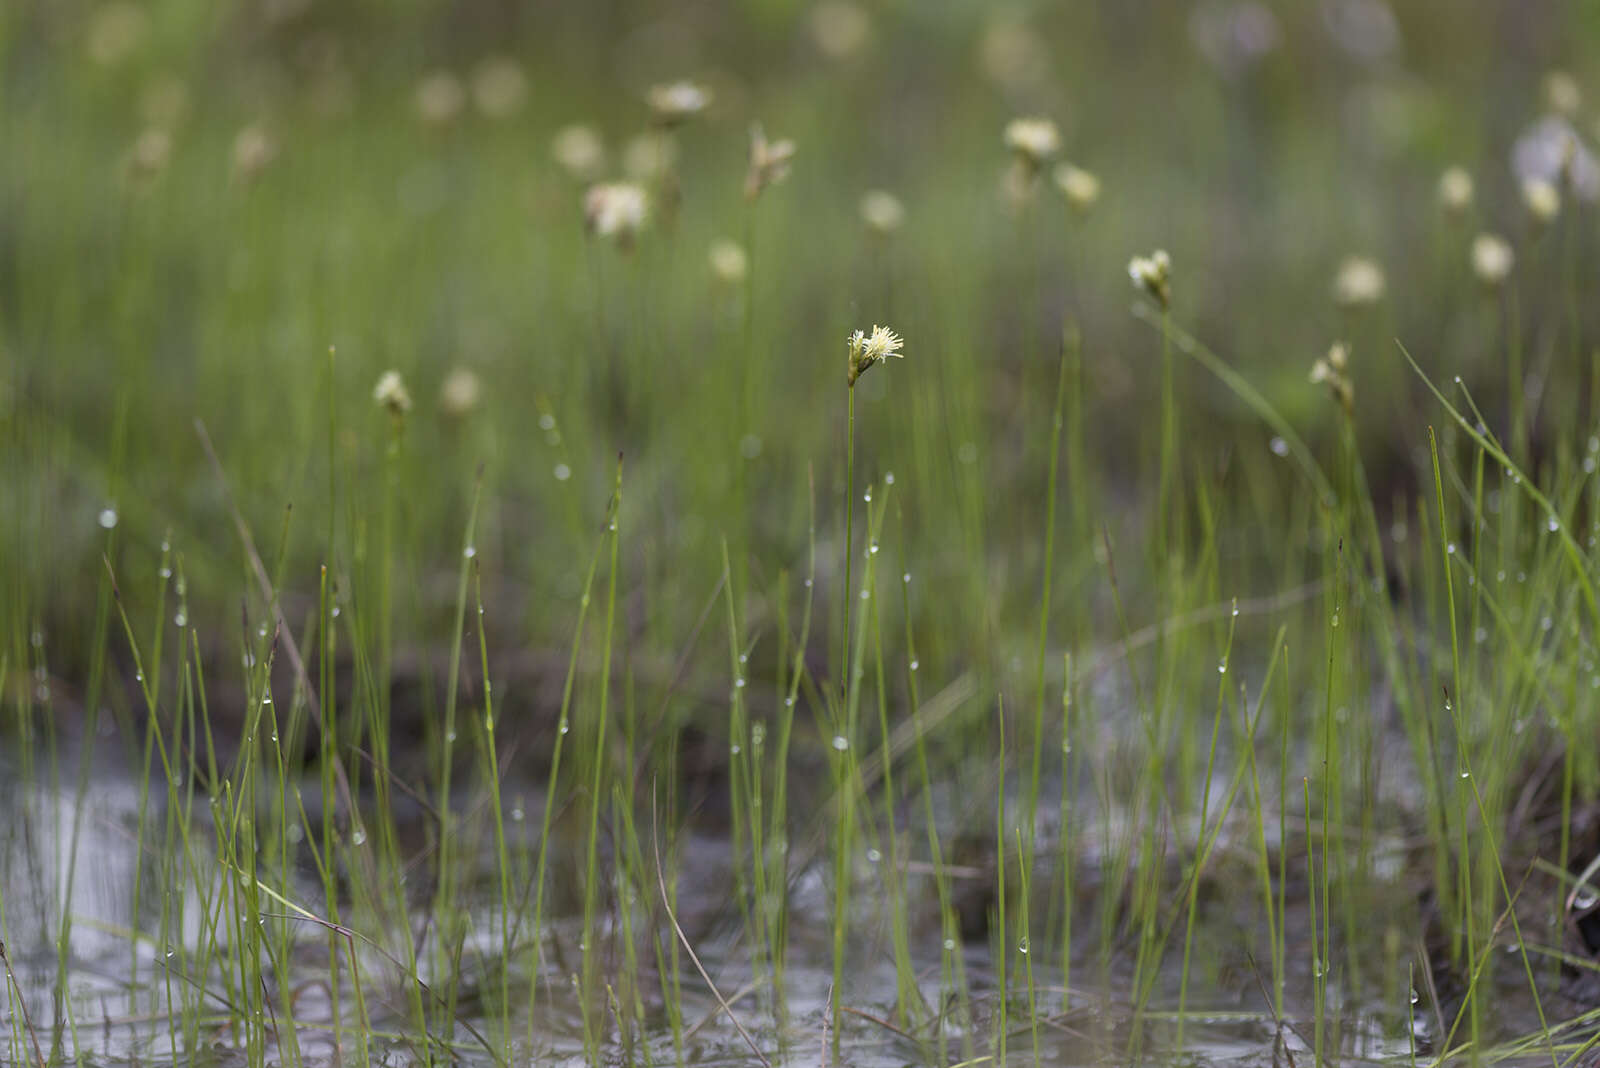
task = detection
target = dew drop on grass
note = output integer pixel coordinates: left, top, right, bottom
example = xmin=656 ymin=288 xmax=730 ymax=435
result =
xmin=909 ymin=659 xmax=919 ymax=672
xmin=1018 ymin=937 xmax=1029 ymax=954
xmin=867 ymin=848 xmax=881 ymax=863
xmin=751 ymin=723 xmax=765 ymax=745
xmin=1446 ymin=542 xmax=1456 ymax=555
xmin=30 ymin=629 xmax=43 ymax=648
xmin=262 ymin=695 xmax=272 ymax=706
xmin=538 ymin=414 xmax=555 ymax=431
xmin=1269 ymin=437 xmax=1289 ymax=457
xmin=868 ymin=540 xmax=880 ymax=555
xmin=785 ymin=696 xmax=795 ymax=707
xmin=1548 ymin=514 xmax=1561 ymax=532
xmin=351 ymin=828 xmax=367 ymax=846
xmin=884 ymin=471 xmax=895 ymax=485
xmin=831 ymin=735 xmax=849 ymax=751
xmin=446 ymin=729 xmax=456 ymax=743
xmin=729 ymin=744 xmax=741 ymax=756
xmin=943 ymin=938 xmax=956 ymax=952
xmin=1217 ymin=660 xmax=1227 ymax=674
xmin=559 ymin=718 xmax=570 ymax=735
xmin=860 ymin=589 xmax=870 ymax=600
xmin=734 ymin=677 xmax=746 ymax=689
xmin=804 ymin=578 xmax=814 ymax=589
xmin=511 ymin=805 xmax=525 ymax=822
xmin=1410 ymin=987 xmax=1419 ymax=1005
xmin=98 ymin=508 xmax=118 ymax=529
xmin=174 ymin=612 xmax=187 ymax=627
xmin=554 ymin=463 xmax=571 ymax=481
xmin=902 ymin=572 xmax=910 ymax=584
xmin=159 ymin=566 xmax=173 ymax=579
xmin=463 ymin=544 xmax=476 ymax=559
xmin=863 ymin=488 xmax=872 ymax=503
xmin=1575 ymin=890 xmax=1598 ymax=910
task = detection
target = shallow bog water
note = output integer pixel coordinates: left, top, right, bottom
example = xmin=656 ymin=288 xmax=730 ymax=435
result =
xmin=0 ymin=739 xmax=1587 ymax=1067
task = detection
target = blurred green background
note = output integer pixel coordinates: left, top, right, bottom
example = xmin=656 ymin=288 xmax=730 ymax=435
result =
xmin=3 ymin=0 xmax=1598 ymax=718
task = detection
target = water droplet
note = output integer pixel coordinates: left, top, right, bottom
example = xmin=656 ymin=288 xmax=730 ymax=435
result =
xmin=751 ymin=723 xmax=766 ymax=745
xmin=1269 ymin=437 xmax=1289 ymax=457
xmin=734 ymin=677 xmax=746 ymax=689
xmin=729 ymin=744 xmax=741 ymax=756
xmin=884 ymin=472 xmax=895 ymax=485
xmin=860 ymin=589 xmax=870 ymax=600
xmin=1575 ymin=891 xmax=1598 ymax=911
xmin=98 ymin=508 xmax=118 ymax=529
xmin=1459 ymin=769 xmax=1470 ymax=779
xmin=538 ymin=414 xmax=556 ymax=431
xmin=738 ymin=653 xmax=748 ymax=664
xmin=784 ymin=695 xmax=796 ymax=707
xmin=1410 ymin=987 xmax=1419 ymax=1005
xmin=1446 ymin=542 xmax=1457 ymax=555
xmin=511 ymin=806 xmax=525 ymax=822
xmin=30 ymin=629 xmax=44 ymax=648
xmin=867 ymin=848 xmax=882 ymax=863
xmin=902 ymin=572 xmax=911 ymax=584
xmin=863 ymin=489 xmax=872 ymax=503
xmin=1331 ymin=613 xmax=1340 ymax=628
xmin=868 ymin=541 xmax=880 ymax=555
xmin=554 ymin=463 xmax=572 ymax=481
xmin=445 ymin=729 xmax=457 ymax=743
xmin=943 ymin=938 xmax=956 ymax=951
xmin=831 ymin=735 xmax=849 ymax=751
xmin=1548 ymin=514 xmax=1561 ymax=533
xmin=559 ymin=718 xmax=570 ymax=735
xmin=463 ymin=545 xmax=477 ymax=559
xmin=351 ymin=828 xmax=367 ymax=846
xmin=804 ymin=578 xmax=814 ymax=589
xmin=135 ymin=671 xmax=144 ymax=683
xmin=262 ymin=695 xmax=273 ymax=705
xmin=1018 ymin=937 xmax=1030 ymax=954
xmin=909 ymin=659 xmax=919 ymax=671
xmin=159 ymin=567 xmax=173 ymax=579
xmin=1061 ymin=739 xmax=1072 ymax=754
xmin=1474 ymin=627 xmax=1487 ymax=644
xmin=1217 ymin=660 xmax=1227 ymax=675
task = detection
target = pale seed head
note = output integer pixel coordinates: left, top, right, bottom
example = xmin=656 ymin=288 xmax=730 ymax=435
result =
xmin=415 ymin=71 xmax=466 ymax=126
xmin=1470 ymin=232 xmax=1514 ymax=286
xmin=1054 ymin=163 xmax=1101 ymax=214
xmin=551 ymin=124 xmax=606 ymax=181
xmin=439 ymin=367 xmax=482 ymax=418
xmin=648 ymin=81 xmax=711 ymax=126
xmin=847 ymin=323 xmax=906 ymax=386
xmin=1333 ymin=256 xmax=1385 ymax=306
xmin=1522 ymin=177 xmax=1561 ymax=223
xmin=471 ymin=57 xmax=528 ymax=119
xmin=708 ymin=239 xmax=748 ymax=284
xmin=859 ymin=190 xmax=906 ymax=235
xmin=1003 ymin=117 xmax=1061 ymax=170
xmin=1437 ymin=166 xmax=1474 ymax=214
xmin=745 ymin=123 xmax=796 ymax=200
xmin=1128 ymin=249 xmax=1172 ymax=308
xmin=583 ymin=182 xmax=649 ymax=248
xmin=373 ymin=371 xmax=413 ymax=416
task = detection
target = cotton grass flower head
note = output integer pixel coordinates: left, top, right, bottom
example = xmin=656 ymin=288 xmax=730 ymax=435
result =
xmin=231 ymin=123 xmax=278 ymax=183
xmin=810 ymin=2 xmax=871 ymax=59
xmin=648 ymin=81 xmax=712 ymax=126
xmin=373 ymin=371 xmax=413 ymax=417
xmin=624 ymin=133 xmax=677 ymax=181
xmin=1310 ymin=343 xmax=1354 ymax=416
xmin=583 ymin=182 xmax=649 ymax=248
xmin=1437 ymin=166 xmax=1474 ymax=214
xmin=708 ymin=239 xmax=748 ymax=284
xmin=1471 ymin=233 xmax=1514 ymax=286
xmin=1054 ymin=163 xmax=1101 ymax=214
xmin=1333 ymin=256 xmax=1385 ymax=306
xmin=1128 ymin=250 xmax=1172 ymax=308
xmin=124 ymin=127 xmax=173 ymax=183
xmin=415 ymin=71 xmax=466 ymax=127
xmin=1522 ymin=177 xmax=1560 ymax=224
xmin=846 ymin=324 xmax=906 ymax=387
xmin=859 ymin=190 xmax=905 ymax=236
xmin=1544 ymin=70 xmax=1582 ymax=118
xmin=1003 ymin=117 xmax=1061 ymax=172
xmin=551 ymin=124 xmax=606 ymax=181
xmin=438 ymin=367 xmax=481 ymax=418
xmin=471 ymin=57 xmax=528 ymax=119
xmin=745 ymin=123 xmax=796 ymax=200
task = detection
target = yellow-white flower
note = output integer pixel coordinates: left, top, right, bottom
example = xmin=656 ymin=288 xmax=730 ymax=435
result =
xmin=1522 ymin=177 xmax=1560 ymax=223
xmin=1544 ymin=70 xmax=1582 ymax=118
xmin=648 ymin=81 xmax=712 ymax=125
xmin=847 ymin=324 xmax=906 ymax=386
xmin=1437 ymin=166 xmax=1474 ymax=214
xmin=551 ymin=124 xmax=606 ymax=181
xmin=708 ymin=239 xmax=748 ymax=284
xmin=745 ymin=123 xmax=796 ymax=200
xmin=583 ymin=182 xmax=649 ymax=247
xmin=1333 ymin=256 xmax=1385 ymax=306
xmin=373 ymin=370 xmax=413 ymax=415
xmin=1127 ymin=249 xmax=1172 ymax=307
xmin=1003 ymin=117 xmax=1061 ymax=168
xmin=439 ymin=367 xmax=482 ymax=417
xmin=471 ymin=57 xmax=528 ymax=119
xmin=415 ymin=71 xmax=466 ymax=126
xmin=1310 ymin=343 xmax=1353 ymax=414
xmin=1471 ymin=233 xmax=1514 ymax=285
xmin=859 ymin=190 xmax=906 ymax=235
xmin=1054 ymin=162 xmax=1101 ymax=213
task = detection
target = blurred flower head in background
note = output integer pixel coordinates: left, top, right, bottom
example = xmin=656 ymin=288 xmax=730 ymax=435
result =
xmin=551 ymin=124 xmax=606 ymax=181
xmin=859 ymin=190 xmax=906 ymax=236
xmin=471 ymin=58 xmax=528 ymax=119
xmin=1333 ymin=256 xmax=1385 ymax=306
